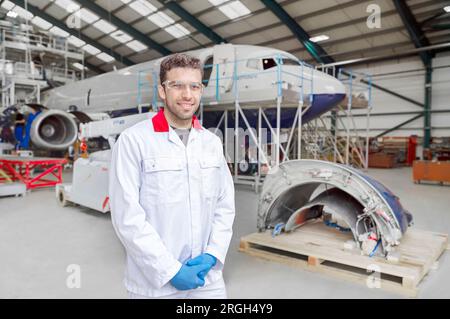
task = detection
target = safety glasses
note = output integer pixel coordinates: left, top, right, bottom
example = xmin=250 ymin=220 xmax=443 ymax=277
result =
xmin=162 ymin=80 xmax=204 ymax=93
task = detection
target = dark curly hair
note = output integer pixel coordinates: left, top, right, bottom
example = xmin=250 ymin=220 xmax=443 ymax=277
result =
xmin=159 ymin=53 xmax=204 ymax=84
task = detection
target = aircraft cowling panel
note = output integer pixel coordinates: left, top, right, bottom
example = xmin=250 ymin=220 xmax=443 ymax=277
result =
xmin=258 ymin=159 xmax=413 ymax=257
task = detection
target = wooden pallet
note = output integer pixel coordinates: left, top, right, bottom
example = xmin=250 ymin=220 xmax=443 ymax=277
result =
xmin=239 ymin=221 xmax=448 ymax=297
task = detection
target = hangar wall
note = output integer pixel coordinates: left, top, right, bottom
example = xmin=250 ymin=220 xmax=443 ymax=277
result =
xmin=336 ymin=53 xmax=450 ymax=138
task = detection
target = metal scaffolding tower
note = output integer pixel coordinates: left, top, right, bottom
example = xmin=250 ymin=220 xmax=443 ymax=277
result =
xmin=0 ymin=21 xmax=84 ymax=111
xmin=136 ymin=53 xmax=373 ymax=189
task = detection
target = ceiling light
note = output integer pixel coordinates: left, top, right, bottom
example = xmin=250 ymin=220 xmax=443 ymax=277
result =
xmin=309 ymin=34 xmax=329 ymax=43
xmin=6 ymin=11 xmax=18 ymax=18
xmin=6 ymin=11 xmax=17 ymax=18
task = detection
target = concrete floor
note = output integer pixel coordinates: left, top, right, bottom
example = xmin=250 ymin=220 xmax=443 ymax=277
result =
xmin=0 ymin=167 xmax=449 ymax=298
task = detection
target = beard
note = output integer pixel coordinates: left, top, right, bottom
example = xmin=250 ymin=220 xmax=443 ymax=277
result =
xmin=165 ymin=100 xmax=199 ymax=121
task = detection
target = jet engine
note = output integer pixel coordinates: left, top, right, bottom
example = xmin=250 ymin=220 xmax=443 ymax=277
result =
xmin=30 ymin=109 xmax=78 ymax=150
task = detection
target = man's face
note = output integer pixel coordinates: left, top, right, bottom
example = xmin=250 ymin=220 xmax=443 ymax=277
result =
xmin=158 ymin=67 xmax=203 ymax=121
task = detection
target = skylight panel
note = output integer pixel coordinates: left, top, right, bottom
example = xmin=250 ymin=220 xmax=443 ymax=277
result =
xmin=217 ymin=1 xmax=251 ymax=20
xmin=208 ymin=0 xmax=251 ymax=20
xmin=208 ymin=0 xmax=226 ymax=5
xmin=110 ymin=30 xmax=132 ymax=43
xmin=165 ymin=24 xmax=190 ymax=39
xmin=54 ymin=0 xmax=80 ymax=13
xmin=82 ymin=44 xmax=101 ymax=55
xmin=49 ymin=26 xmax=70 ymax=38
xmin=129 ymin=0 xmax=157 ymax=16
xmin=77 ymin=8 xmax=99 ymax=24
xmin=67 ymin=35 xmax=86 ymax=47
xmin=1 ymin=1 xmax=15 ymax=10
xmin=96 ymin=52 xmax=115 ymax=63
xmin=93 ymin=19 xmax=117 ymax=34
xmin=126 ymin=40 xmax=147 ymax=52
xmin=31 ymin=16 xmax=53 ymax=30
xmin=12 ymin=6 xmax=33 ymax=20
xmin=148 ymin=11 xmax=174 ymax=28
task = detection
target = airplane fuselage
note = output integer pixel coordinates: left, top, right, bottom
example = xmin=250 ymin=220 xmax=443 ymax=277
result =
xmin=42 ymin=44 xmax=346 ymax=119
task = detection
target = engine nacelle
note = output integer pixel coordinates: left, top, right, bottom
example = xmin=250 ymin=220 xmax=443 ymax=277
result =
xmin=30 ymin=109 xmax=78 ymax=150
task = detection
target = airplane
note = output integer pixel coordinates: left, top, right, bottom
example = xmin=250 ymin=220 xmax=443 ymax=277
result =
xmin=23 ymin=43 xmax=412 ymax=254
xmin=24 ymin=43 xmax=349 ymax=151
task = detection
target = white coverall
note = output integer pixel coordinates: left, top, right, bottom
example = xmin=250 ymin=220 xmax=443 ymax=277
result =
xmin=109 ymin=109 xmax=235 ymax=298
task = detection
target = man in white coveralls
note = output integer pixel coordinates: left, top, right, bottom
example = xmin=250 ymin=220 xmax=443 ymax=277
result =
xmin=109 ymin=53 xmax=235 ymax=299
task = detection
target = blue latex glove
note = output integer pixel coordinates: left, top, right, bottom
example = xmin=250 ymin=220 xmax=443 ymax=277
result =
xmin=186 ymin=253 xmax=217 ymax=280
xmin=170 ymin=263 xmax=211 ymax=290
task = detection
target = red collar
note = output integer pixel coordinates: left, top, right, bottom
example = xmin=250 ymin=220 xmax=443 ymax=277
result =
xmin=152 ymin=108 xmax=202 ymax=132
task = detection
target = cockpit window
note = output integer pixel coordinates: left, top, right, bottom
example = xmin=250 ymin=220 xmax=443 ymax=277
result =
xmin=262 ymin=58 xmax=277 ymax=70
xmin=246 ymin=59 xmax=260 ymax=70
xmin=202 ymin=56 xmax=213 ymax=87
xmin=282 ymin=58 xmax=299 ymax=66
xmin=262 ymin=57 xmax=299 ymax=70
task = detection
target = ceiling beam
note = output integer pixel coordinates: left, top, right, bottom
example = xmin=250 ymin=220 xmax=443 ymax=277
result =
xmin=260 ymin=0 xmax=334 ymax=64
xmin=262 ymin=25 xmax=406 ymax=52
xmin=420 ymin=11 xmax=448 ymax=27
xmin=375 ymin=114 xmax=424 ymax=138
xmin=161 ymin=0 xmax=366 ymax=50
xmin=238 ymin=4 xmax=440 ymax=55
xmin=76 ymin=0 xmax=171 ymax=56
xmin=313 ymin=40 xmax=450 ymax=68
xmin=9 ymin=0 xmax=134 ymax=66
xmin=174 ymin=0 xmax=441 ymax=55
xmin=257 ymin=7 xmax=447 ymax=62
xmin=162 ymin=0 xmax=227 ymax=44
xmin=393 ymin=0 xmax=432 ymax=65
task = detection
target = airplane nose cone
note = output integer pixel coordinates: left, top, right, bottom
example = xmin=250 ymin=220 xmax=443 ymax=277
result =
xmin=335 ymin=78 xmax=346 ymax=94
xmin=324 ymin=74 xmax=346 ymax=95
